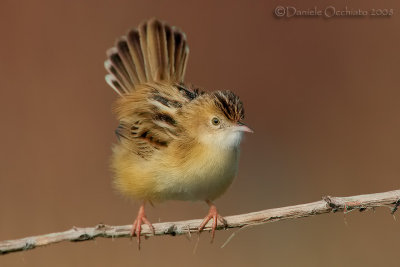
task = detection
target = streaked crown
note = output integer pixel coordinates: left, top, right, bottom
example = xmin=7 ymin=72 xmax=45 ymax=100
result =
xmin=213 ymin=91 xmax=244 ymax=123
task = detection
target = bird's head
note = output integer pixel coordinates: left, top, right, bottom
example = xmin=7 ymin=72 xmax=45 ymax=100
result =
xmin=184 ymin=91 xmax=253 ymax=149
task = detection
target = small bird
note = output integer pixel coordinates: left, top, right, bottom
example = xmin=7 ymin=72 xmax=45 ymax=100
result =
xmin=104 ymin=18 xmax=252 ymax=248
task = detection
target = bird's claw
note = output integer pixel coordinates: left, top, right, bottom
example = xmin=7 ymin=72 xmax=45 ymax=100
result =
xmin=198 ymin=203 xmax=226 ymax=243
xmin=130 ymin=204 xmax=155 ymax=250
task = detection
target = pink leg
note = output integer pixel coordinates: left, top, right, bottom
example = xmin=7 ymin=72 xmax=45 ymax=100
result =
xmin=198 ymin=200 xmax=227 ymax=242
xmin=130 ymin=201 xmax=155 ymax=249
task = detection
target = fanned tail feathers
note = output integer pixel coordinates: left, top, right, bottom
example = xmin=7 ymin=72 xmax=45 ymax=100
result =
xmin=105 ymin=19 xmax=189 ymax=96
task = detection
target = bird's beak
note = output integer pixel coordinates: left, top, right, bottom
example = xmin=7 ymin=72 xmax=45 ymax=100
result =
xmin=235 ymin=122 xmax=254 ymax=133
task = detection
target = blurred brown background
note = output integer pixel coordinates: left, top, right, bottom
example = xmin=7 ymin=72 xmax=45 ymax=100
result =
xmin=1 ymin=0 xmax=399 ymax=266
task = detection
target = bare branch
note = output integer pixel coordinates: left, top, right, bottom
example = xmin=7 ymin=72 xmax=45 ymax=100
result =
xmin=1 ymin=189 xmax=399 ymax=255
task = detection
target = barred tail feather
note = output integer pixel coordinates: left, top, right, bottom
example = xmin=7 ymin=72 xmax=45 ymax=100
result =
xmin=105 ymin=18 xmax=190 ymax=96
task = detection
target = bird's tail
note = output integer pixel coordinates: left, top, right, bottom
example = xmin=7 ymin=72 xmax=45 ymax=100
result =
xmin=104 ymin=18 xmax=189 ymax=96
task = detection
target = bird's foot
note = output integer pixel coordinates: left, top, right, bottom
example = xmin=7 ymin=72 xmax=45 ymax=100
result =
xmin=131 ymin=202 xmax=155 ymax=249
xmin=198 ymin=201 xmax=227 ymax=243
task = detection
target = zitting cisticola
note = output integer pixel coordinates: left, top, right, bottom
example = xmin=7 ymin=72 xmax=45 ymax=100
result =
xmin=104 ymin=18 xmax=252 ymax=248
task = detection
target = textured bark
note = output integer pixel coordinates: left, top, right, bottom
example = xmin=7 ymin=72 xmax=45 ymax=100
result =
xmin=1 ymin=189 xmax=399 ymax=255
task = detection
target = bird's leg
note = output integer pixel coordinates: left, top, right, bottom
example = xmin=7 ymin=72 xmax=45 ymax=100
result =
xmin=198 ymin=200 xmax=227 ymax=243
xmin=130 ymin=201 xmax=155 ymax=249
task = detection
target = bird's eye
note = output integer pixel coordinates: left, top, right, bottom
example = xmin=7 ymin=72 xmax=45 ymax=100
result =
xmin=211 ymin=117 xmax=220 ymax=126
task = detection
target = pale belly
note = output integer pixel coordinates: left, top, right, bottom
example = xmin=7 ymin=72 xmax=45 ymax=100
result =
xmin=154 ymin=148 xmax=240 ymax=201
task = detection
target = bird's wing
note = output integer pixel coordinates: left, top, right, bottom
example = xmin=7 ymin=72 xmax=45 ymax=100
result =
xmin=104 ymin=18 xmax=189 ymax=96
xmin=113 ymin=82 xmax=202 ymax=159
